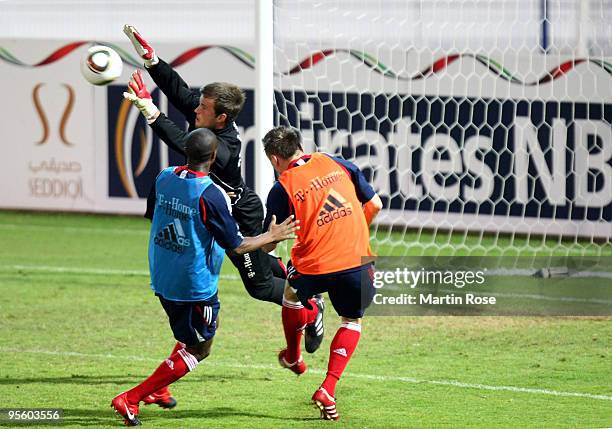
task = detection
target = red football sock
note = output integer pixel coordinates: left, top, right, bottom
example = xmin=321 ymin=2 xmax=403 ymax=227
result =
xmin=281 ymin=297 xmax=320 ymax=362
xmin=321 ymin=322 xmax=362 ymax=397
xmin=281 ymin=298 xmax=305 ymax=363
xmin=151 ymin=342 xmax=185 ymax=397
xmin=126 ymin=348 xmax=198 ymax=404
xmin=281 ymin=298 xmax=306 ymax=363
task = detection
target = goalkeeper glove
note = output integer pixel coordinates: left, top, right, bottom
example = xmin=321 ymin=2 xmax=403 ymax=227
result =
xmin=123 ymin=70 xmax=160 ymax=123
xmin=123 ymin=24 xmax=159 ymax=68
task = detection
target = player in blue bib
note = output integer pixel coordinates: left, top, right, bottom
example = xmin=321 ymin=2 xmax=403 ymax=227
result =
xmin=111 ymin=129 xmax=298 ymax=426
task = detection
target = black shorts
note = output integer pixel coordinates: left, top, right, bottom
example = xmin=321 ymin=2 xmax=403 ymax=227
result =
xmin=157 ymin=293 xmax=220 ymax=346
xmin=224 ymin=189 xmax=287 ymax=305
xmin=232 ymin=189 xmax=264 ymax=236
xmin=287 ymin=262 xmax=376 ymax=319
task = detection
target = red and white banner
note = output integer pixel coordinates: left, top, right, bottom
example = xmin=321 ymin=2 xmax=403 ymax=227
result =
xmin=1 ymin=39 xmax=610 ymax=238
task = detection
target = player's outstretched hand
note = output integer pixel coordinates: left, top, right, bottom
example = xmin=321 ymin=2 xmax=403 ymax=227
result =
xmin=268 ymin=215 xmax=299 ymax=243
xmin=123 ymin=70 xmax=160 ymax=122
xmin=123 ymin=24 xmax=159 ymax=68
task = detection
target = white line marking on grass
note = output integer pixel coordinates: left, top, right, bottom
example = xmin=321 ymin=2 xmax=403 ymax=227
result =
xmin=487 ymin=268 xmax=612 ymax=280
xmin=3 ymin=265 xmax=609 ymax=305
xmin=0 ymin=264 xmax=242 ymax=280
xmin=2 ymin=265 xmax=150 ymax=276
xmin=1 ymin=223 xmax=609 ymax=256
xmin=0 ymin=347 xmax=610 ymax=401
xmin=0 ymin=223 xmax=148 ymax=236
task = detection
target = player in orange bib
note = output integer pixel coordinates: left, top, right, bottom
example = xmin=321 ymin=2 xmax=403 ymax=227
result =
xmin=261 ymin=126 xmax=383 ymax=421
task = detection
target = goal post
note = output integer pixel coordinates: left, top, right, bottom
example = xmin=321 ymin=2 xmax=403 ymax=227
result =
xmin=267 ymin=0 xmax=611 ymax=257
xmin=254 ymin=0 xmax=276 ymax=198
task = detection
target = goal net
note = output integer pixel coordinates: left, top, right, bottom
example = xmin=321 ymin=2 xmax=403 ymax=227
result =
xmin=271 ymin=0 xmax=611 ymax=258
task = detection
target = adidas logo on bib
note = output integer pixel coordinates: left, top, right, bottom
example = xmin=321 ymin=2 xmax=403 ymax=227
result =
xmin=317 ymin=190 xmax=353 ymax=227
xmin=154 ymin=219 xmax=191 ymax=253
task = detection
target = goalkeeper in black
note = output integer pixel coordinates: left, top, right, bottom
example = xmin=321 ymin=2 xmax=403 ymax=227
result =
xmin=121 ymin=25 xmax=324 ymax=356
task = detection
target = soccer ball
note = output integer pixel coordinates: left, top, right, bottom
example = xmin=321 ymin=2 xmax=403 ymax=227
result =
xmin=80 ymin=45 xmax=123 ymax=86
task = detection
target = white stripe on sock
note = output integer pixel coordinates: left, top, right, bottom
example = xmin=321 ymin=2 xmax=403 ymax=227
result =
xmin=178 ymin=348 xmax=199 ymax=371
xmin=282 ymin=297 xmax=304 ymax=309
xmin=340 ymin=322 xmax=362 ymax=332
xmin=283 ymin=302 xmax=301 ymax=307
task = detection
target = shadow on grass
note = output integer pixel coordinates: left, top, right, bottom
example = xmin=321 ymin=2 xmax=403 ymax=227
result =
xmin=0 ymin=373 xmax=275 ymax=386
xmin=143 ymin=407 xmax=320 ymax=422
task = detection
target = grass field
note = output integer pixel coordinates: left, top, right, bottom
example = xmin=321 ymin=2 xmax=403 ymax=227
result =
xmin=0 ymin=211 xmax=610 ymax=428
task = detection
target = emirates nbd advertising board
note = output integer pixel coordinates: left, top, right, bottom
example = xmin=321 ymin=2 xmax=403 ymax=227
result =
xmin=108 ymin=85 xmax=611 ymax=235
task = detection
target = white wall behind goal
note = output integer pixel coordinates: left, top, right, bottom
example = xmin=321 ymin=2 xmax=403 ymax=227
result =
xmin=274 ymin=0 xmax=610 ymax=56
xmin=0 ymin=0 xmax=254 ymax=43
xmin=1 ymin=1 xmax=610 ymax=55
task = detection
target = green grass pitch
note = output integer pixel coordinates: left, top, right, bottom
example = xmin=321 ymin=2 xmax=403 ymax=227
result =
xmin=0 ymin=211 xmax=610 ymax=428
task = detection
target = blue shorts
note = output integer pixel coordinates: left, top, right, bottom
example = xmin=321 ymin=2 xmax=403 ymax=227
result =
xmin=287 ymin=262 xmax=376 ymax=319
xmin=157 ymin=293 xmax=220 ymax=346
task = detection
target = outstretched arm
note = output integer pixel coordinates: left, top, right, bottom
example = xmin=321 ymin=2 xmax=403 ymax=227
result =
xmin=262 ymin=183 xmax=293 ymax=253
xmin=202 ymin=185 xmax=298 ymax=255
xmin=149 ymin=113 xmax=187 ymax=156
xmin=123 ymin=25 xmax=199 ymax=121
xmin=123 ymin=70 xmax=232 ymax=170
xmin=150 ymin=112 xmax=231 ymax=166
xmin=147 ymin=59 xmax=200 ymax=122
xmin=232 ymin=216 xmax=298 ymax=255
xmin=123 ymin=70 xmax=187 ymax=157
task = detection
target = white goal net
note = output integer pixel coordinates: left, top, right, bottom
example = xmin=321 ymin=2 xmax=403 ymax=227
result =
xmin=271 ymin=0 xmax=611 ymax=257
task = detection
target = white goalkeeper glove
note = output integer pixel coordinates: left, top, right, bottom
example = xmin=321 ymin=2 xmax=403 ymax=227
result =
xmin=123 ymin=24 xmax=159 ymax=68
xmin=123 ymin=70 xmax=160 ymax=123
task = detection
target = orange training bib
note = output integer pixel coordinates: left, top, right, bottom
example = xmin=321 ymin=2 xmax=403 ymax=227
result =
xmin=278 ymin=153 xmax=373 ymax=274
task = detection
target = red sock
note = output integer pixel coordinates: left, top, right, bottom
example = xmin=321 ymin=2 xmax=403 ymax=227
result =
xmin=151 ymin=342 xmax=185 ymax=397
xmin=321 ymin=322 xmax=361 ymax=397
xmin=126 ymin=348 xmax=198 ymax=404
xmin=282 ymin=297 xmax=320 ymax=362
xmin=281 ymin=298 xmax=306 ymax=363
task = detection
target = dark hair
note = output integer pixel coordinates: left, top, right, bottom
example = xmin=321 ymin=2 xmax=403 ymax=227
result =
xmin=185 ymin=128 xmax=218 ymax=165
xmin=200 ymin=82 xmax=245 ymax=124
xmin=262 ymin=126 xmax=304 ymax=159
